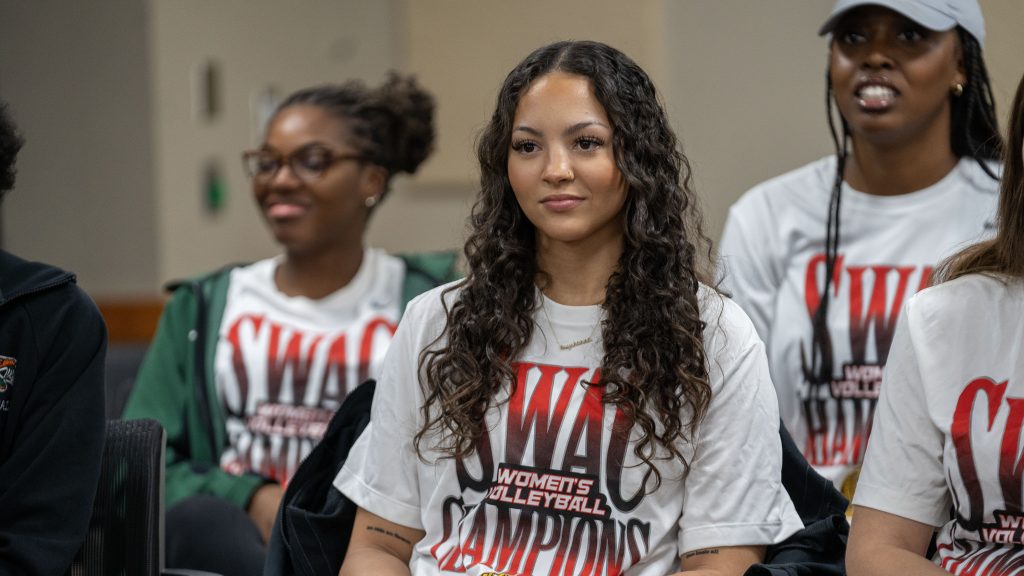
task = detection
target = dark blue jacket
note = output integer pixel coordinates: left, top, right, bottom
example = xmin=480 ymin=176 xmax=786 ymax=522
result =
xmin=0 ymin=250 xmax=107 ymax=575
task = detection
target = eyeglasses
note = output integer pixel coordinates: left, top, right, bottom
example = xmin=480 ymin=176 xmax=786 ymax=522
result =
xmin=241 ymin=144 xmax=365 ymax=184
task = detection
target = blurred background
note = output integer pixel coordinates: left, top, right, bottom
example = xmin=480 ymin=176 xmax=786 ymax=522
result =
xmin=1 ymin=0 xmax=1022 ymax=337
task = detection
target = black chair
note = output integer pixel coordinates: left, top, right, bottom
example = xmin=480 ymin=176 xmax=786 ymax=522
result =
xmin=67 ymin=418 xmax=218 ymax=576
xmin=103 ymin=342 xmax=149 ymax=418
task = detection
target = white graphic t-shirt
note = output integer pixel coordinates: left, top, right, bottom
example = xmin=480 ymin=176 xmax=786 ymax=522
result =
xmin=719 ymin=156 xmax=998 ymax=486
xmin=335 ymin=284 xmax=802 ymax=575
xmin=215 ymin=248 xmax=404 ymax=484
xmin=856 ymin=275 xmax=1024 ymax=574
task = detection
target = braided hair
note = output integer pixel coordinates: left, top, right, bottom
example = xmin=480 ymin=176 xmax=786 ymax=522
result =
xmin=809 ymin=27 xmax=1003 ymax=385
xmin=950 ymin=29 xmax=1002 ymax=174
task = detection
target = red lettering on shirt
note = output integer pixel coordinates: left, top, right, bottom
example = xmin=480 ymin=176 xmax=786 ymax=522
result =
xmin=799 ymin=254 xmax=931 ymax=467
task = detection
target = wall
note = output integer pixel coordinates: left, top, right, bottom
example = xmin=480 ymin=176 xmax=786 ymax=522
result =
xmin=663 ymin=2 xmax=835 ymax=242
xmin=981 ymin=1 xmax=1024 ymax=118
xmin=0 ymin=0 xmax=157 ymax=296
xmin=402 ymin=0 xmax=668 ymax=185
xmin=2 ymin=1 xmax=1023 ymax=296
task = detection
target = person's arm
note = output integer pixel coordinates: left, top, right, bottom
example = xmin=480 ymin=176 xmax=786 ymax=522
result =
xmin=671 ymin=545 xmax=766 ymax=575
xmin=248 ymin=483 xmax=284 ymax=542
xmin=675 ymin=296 xmax=802 ymax=565
xmin=335 ymin=295 xmax=436 ymax=574
xmin=847 ymin=507 xmax=945 ymax=575
xmin=123 ymin=286 xmax=270 ymax=511
xmin=0 ymin=285 xmax=107 ymax=575
xmin=339 ymin=507 xmax=425 ymax=576
xmin=849 ymin=299 xmax=950 ymax=575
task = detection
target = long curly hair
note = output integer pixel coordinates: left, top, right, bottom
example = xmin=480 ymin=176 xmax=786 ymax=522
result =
xmin=416 ymin=40 xmax=715 ymax=486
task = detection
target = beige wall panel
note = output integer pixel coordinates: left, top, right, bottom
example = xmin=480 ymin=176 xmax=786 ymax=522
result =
xmin=0 ymin=0 xmax=157 ymax=297
xmin=662 ymin=2 xmax=835 ymax=247
xmin=981 ymin=0 xmax=1024 ymax=123
xmin=147 ymin=0 xmax=1024 ymax=284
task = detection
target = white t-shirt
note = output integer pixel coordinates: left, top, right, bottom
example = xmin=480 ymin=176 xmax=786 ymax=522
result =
xmin=335 ymin=284 xmax=802 ymax=575
xmin=215 ymin=248 xmax=405 ymax=484
xmin=855 ymin=274 xmax=1024 ymax=574
xmin=719 ymin=156 xmax=998 ymax=485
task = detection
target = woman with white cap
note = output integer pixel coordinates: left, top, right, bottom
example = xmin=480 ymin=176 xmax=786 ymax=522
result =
xmin=718 ymin=0 xmax=1002 ymax=502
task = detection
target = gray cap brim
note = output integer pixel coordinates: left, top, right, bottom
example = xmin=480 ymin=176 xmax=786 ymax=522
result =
xmin=818 ymin=0 xmax=957 ymax=37
xmin=818 ymin=0 xmax=985 ymax=48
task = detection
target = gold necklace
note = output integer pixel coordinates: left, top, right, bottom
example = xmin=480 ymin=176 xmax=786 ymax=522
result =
xmin=538 ymin=297 xmax=602 ymax=351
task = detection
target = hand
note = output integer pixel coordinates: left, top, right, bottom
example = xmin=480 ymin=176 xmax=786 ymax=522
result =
xmin=247 ymin=483 xmax=284 ymax=544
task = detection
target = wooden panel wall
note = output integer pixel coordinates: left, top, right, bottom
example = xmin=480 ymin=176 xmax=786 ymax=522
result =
xmin=96 ymin=299 xmax=166 ymax=343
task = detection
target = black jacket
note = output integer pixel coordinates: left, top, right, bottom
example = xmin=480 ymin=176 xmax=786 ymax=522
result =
xmin=264 ymin=379 xmax=375 ymax=576
xmin=744 ymin=424 xmax=849 ymax=576
xmin=0 ymin=250 xmax=107 ymax=575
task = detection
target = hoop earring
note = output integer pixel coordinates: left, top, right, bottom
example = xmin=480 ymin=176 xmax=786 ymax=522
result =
xmin=364 ymin=195 xmax=379 ymax=208
xmin=951 ymin=83 xmax=964 ymax=97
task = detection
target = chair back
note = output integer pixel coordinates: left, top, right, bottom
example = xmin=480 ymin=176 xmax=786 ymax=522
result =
xmin=67 ymin=418 xmax=165 ymax=576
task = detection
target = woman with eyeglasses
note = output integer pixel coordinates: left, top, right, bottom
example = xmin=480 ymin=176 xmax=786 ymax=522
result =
xmin=123 ymin=73 xmax=458 ymax=576
xmin=718 ymin=0 xmax=1002 ymax=504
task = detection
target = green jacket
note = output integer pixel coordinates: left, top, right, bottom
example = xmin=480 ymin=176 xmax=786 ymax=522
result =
xmin=122 ymin=251 xmax=459 ymax=510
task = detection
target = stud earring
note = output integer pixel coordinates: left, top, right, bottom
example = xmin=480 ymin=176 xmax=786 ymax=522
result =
xmin=364 ymin=195 xmax=379 ymax=208
xmin=951 ymin=83 xmax=964 ymax=97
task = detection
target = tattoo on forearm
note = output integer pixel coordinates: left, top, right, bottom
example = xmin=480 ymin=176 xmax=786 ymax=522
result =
xmin=684 ymin=548 xmax=720 ymax=559
xmin=367 ymin=525 xmax=413 ymax=546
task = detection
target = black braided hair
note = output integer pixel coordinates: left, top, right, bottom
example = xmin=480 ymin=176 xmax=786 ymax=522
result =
xmin=808 ymin=68 xmax=849 ymax=385
xmin=809 ymin=27 xmax=1003 ymax=385
xmin=950 ymin=29 xmax=1003 ymax=174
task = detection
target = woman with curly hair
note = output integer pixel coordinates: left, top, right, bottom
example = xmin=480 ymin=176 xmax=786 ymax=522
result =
xmin=848 ymin=71 xmax=1024 ymax=575
xmin=335 ymin=40 xmax=801 ymax=575
xmin=123 ymin=74 xmax=459 ymax=576
xmin=719 ymin=0 xmax=1002 ymax=499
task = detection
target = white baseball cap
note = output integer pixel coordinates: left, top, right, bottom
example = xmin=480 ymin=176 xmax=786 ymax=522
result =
xmin=819 ymin=0 xmax=986 ymax=48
